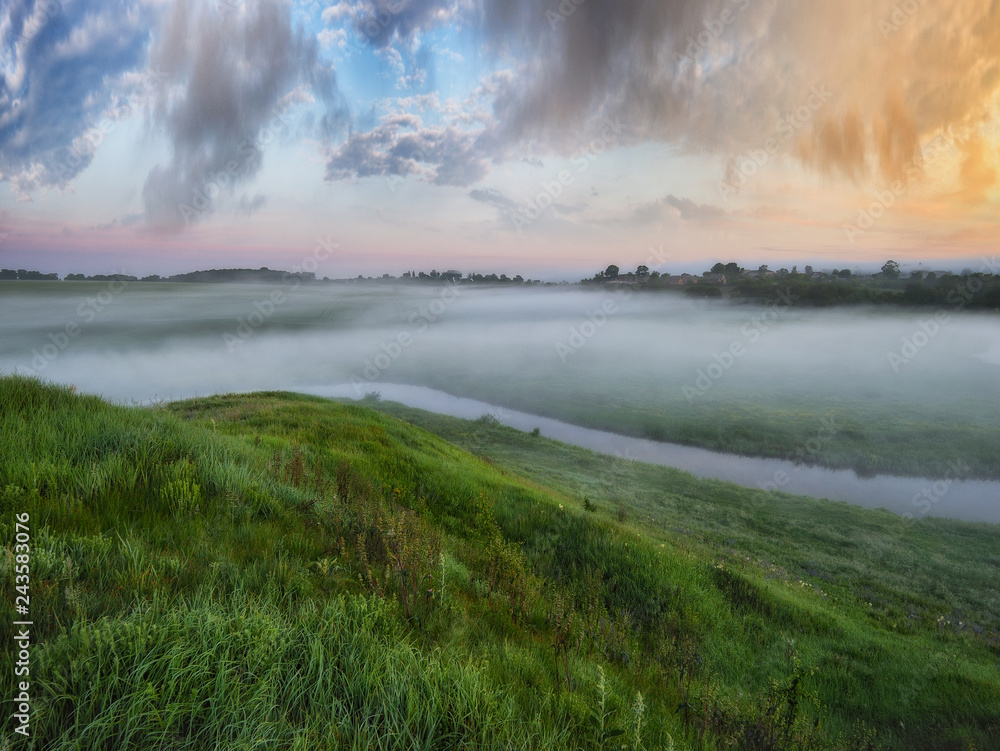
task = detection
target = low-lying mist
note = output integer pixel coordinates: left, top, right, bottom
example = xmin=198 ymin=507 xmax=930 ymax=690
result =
xmin=2 ymin=281 xmax=998 ymax=493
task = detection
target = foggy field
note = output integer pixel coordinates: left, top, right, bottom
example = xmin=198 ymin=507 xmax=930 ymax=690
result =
xmin=2 ymin=280 xmax=999 ymax=484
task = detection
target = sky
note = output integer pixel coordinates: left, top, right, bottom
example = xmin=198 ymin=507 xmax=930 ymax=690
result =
xmin=0 ymin=0 xmax=998 ymax=280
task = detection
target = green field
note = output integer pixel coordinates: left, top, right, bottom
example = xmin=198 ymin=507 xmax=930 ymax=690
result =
xmin=394 ymin=364 xmax=1000 ymax=481
xmin=2 ymin=376 xmax=999 ymax=749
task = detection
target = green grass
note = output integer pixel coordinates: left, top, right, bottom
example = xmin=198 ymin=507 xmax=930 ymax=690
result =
xmin=1 ymin=376 xmax=999 ymax=750
xmin=397 ymin=368 xmax=1000 ymax=480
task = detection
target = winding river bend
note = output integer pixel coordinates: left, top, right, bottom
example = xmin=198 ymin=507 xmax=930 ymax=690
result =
xmin=301 ymin=383 xmax=1000 ymax=524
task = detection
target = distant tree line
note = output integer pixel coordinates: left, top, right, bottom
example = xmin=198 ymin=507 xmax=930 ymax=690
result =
xmin=149 ymin=268 xmax=317 ymax=283
xmin=9 ymin=268 xmax=320 ymax=284
xmin=399 ymin=270 xmax=543 ymax=285
xmin=578 ymin=258 xmax=1000 ymax=310
xmin=3 ymin=267 xmax=546 ymax=285
xmin=732 ymin=271 xmax=1000 ymax=308
xmin=0 ymin=269 xmax=59 ymax=280
xmin=7 ymin=260 xmax=998 ymax=309
xmin=64 ymin=273 xmax=138 ymax=282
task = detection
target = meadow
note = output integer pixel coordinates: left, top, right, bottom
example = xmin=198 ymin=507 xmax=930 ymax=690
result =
xmin=2 ymin=376 xmax=998 ymax=749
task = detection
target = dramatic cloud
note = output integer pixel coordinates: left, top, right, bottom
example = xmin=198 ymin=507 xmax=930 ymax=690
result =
xmin=475 ymin=0 xmax=1000 ymax=193
xmin=319 ymin=0 xmax=998 ymax=201
xmin=4 ymin=0 xmax=998 ymax=271
xmin=141 ymin=0 xmax=345 ymax=229
xmin=0 ymin=0 xmax=155 ymax=198
xmin=325 ymin=113 xmax=491 ymax=186
xmin=323 ymin=0 xmax=462 ymax=50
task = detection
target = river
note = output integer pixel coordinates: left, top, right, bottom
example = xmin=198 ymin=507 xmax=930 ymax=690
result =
xmin=301 ymin=383 xmax=1000 ymax=524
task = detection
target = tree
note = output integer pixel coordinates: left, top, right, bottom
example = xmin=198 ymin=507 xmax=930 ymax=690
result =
xmin=636 ymin=264 xmax=649 ymax=279
xmin=881 ymin=260 xmax=900 ymax=279
xmin=838 ymin=269 xmax=852 ymax=279
xmin=804 ymin=265 xmax=814 ymax=275
xmin=604 ymin=265 xmax=619 ymax=279
xmin=711 ymin=262 xmax=726 ymax=274
xmin=724 ymin=262 xmax=742 ymax=275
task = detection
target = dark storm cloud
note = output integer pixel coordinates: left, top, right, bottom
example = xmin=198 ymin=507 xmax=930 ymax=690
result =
xmin=141 ymin=0 xmax=346 ymax=229
xmin=328 ymin=0 xmax=1000 ymax=196
xmin=482 ymin=0 xmax=1000 ymax=188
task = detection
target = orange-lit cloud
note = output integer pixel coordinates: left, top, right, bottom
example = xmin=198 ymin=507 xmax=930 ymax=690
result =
xmin=953 ymin=137 xmax=998 ymax=204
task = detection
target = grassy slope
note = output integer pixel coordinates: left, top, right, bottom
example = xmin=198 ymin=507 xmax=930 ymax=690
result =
xmin=0 ymin=377 xmax=996 ymax=750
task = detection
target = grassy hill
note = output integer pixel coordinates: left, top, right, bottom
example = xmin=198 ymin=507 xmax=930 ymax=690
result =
xmin=1 ymin=376 xmax=998 ymax=749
